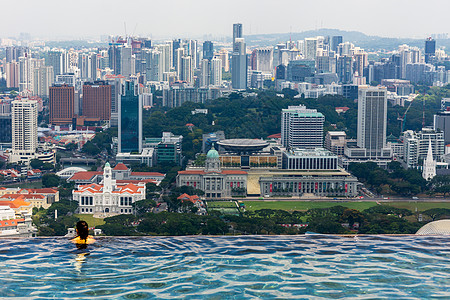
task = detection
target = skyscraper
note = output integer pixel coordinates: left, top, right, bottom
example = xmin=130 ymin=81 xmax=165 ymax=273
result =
xmin=357 ymin=86 xmax=387 ymax=158
xmin=231 ymin=38 xmax=247 ymax=89
xmin=118 ymin=81 xmax=142 ymax=153
xmin=49 ymin=83 xmax=74 ymax=125
xmin=210 ymin=58 xmax=222 ymax=86
xmin=11 ymin=99 xmax=38 ymax=159
xmin=181 ymin=56 xmax=193 ymax=83
xmin=425 ymin=37 xmax=436 ymax=63
xmin=203 ymin=41 xmax=214 ymax=61
xmin=281 ymin=105 xmax=325 ymax=149
xmin=233 ymin=23 xmax=243 ymax=46
xmin=331 ymin=36 xmax=343 ymax=53
xmin=82 ymin=81 xmax=112 ymax=121
xmin=33 ymin=66 xmax=54 ymax=98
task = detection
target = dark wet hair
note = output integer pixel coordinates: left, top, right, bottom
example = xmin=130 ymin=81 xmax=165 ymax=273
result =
xmin=76 ymin=221 xmax=89 ymax=241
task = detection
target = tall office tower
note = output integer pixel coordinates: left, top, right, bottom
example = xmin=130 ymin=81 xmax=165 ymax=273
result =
xmin=118 ymin=81 xmax=142 ymax=153
xmin=105 ymin=75 xmax=124 ymax=127
xmin=425 ymin=37 xmax=436 ymax=63
xmin=65 ymin=49 xmax=79 ymax=73
xmin=218 ymin=49 xmax=229 ymax=72
xmin=108 ymin=43 xmax=122 ymax=75
xmin=175 ymin=48 xmax=185 ymax=78
xmin=11 ymin=99 xmax=38 ymax=158
xmin=78 ymin=53 xmax=92 ymax=79
xmin=90 ymin=53 xmax=99 ymax=80
xmin=353 ymin=50 xmax=368 ymax=78
xmin=49 ymin=83 xmax=74 ymax=125
xmin=337 ymin=55 xmax=353 ymax=83
xmin=255 ymin=48 xmax=274 ymax=73
xmin=120 ymin=46 xmax=134 ymax=78
xmin=203 ymin=41 xmax=214 ymax=61
xmin=200 ymin=59 xmax=210 ymax=87
xmin=210 ymin=58 xmax=222 ymax=86
xmin=5 ymin=61 xmax=19 ymax=88
xmin=0 ymin=99 xmax=12 ymax=144
xmin=180 ymin=56 xmax=193 ymax=83
xmin=187 ymin=40 xmax=198 ymax=68
xmin=159 ymin=44 xmax=172 ymax=79
xmin=231 ymin=38 xmax=247 ymax=89
xmin=144 ymin=48 xmax=161 ymax=81
xmin=304 ymin=38 xmax=318 ymax=60
xmin=233 ymin=23 xmax=243 ymax=46
xmin=18 ymin=55 xmax=45 ymax=93
xmin=281 ymin=105 xmax=325 ymax=149
xmin=331 ymin=36 xmax=343 ymax=53
xmin=5 ymin=46 xmax=29 ymax=63
xmin=33 ymin=66 xmax=54 ymax=98
xmin=47 ymin=51 xmax=64 ymax=78
xmin=82 ymin=81 xmax=112 ymax=121
xmin=172 ymin=39 xmax=181 ymax=65
xmin=337 ymin=42 xmax=354 ymax=56
xmin=357 ymin=86 xmax=387 ymax=158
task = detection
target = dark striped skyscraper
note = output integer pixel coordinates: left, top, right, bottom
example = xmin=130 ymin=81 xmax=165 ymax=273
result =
xmin=49 ymin=83 xmax=74 ymax=125
xmin=118 ymin=81 xmax=142 ymax=153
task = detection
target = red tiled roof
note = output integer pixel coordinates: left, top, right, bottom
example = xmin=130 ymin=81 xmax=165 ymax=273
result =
xmin=267 ymin=133 xmax=281 ymax=139
xmin=0 ymin=218 xmax=25 ymax=228
xmin=116 ymin=179 xmax=156 ymax=185
xmin=0 ymin=198 xmax=32 ymax=209
xmin=178 ymin=170 xmax=206 ymax=175
xmin=131 ymin=172 xmax=165 ymax=177
xmin=113 ymin=163 xmax=128 ymax=171
xmin=22 ymin=188 xmax=58 ymax=194
xmin=220 ymin=170 xmax=248 ymax=175
xmin=70 ymin=171 xmax=102 ymax=180
xmin=177 ymin=193 xmax=201 ymax=204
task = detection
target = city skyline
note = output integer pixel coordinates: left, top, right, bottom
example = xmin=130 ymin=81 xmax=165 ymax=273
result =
xmin=1 ymin=0 xmax=449 ymax=40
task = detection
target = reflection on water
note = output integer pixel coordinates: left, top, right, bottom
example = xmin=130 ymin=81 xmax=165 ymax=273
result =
xmin=0 ymin=235 xmax=449 ymax=299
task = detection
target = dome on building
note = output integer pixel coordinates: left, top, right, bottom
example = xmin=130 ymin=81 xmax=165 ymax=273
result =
xmin=105 ymin=162 xmax=111 ymax=168
xmin=416 ymin=220 xmax=450 ymax=235
xmin=206 ymin=148 xmax=219 ymax=159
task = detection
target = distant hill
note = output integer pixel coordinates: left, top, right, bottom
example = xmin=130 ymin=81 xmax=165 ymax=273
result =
xmin=245 ymin=28 xmax=450 ymax=52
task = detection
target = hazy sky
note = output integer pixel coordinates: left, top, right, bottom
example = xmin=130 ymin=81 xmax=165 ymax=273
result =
xmin=1 ymin=0 xmax=448 ymax=40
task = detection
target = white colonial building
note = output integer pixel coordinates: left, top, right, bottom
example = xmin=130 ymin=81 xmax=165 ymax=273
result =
xmin=73 ymin=163 xmax=146 ymax=216
xmin=176 ymin=147 xmax=248 ymax=198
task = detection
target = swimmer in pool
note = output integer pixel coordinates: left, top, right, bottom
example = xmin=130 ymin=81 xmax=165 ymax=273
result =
xmin=71 ymin=220 xmax=95 ymax=247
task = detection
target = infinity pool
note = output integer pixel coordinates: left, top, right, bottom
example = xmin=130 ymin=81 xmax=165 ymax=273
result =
xmin=0 ymin=235 xmax=449 ymax=299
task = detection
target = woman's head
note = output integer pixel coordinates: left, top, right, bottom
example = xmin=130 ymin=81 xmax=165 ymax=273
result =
xmin=76 ymin=220 xmax=89 ymax=240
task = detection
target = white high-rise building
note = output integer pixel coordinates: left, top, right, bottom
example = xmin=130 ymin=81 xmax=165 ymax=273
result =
xmin=210 ymin=58 xmax=222 ymax=86
xmin=357 ymin=86 xmax=388 ymax=158
xmin=281 ymin=105 xmax=325 ymax=149
xmin=200 ymin=59 xmax=210 ymax=87
xmin=120 ymin=46 xmax=134 ymax=78
xmin=181 ymin=56 xmax=193 ymax=84
xmin=11 ymin=99 xmax=38 ymax=162
xmin=304 ymin=38 xmax=318 ymax=60
xmin=33 ymin=66 xmax=54 ymax=98
xmin=255 ymin=48 xmax=274 ymax=74
xmin=18 ymin=55 xmax=45 ymax=93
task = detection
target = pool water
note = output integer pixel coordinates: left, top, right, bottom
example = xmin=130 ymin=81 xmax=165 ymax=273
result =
xmin=0 ymin=235 xmax=449 ymax=299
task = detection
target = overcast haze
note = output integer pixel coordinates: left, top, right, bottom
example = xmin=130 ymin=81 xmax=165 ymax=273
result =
xmin=1 ymin=0 xmax=448 ymax=40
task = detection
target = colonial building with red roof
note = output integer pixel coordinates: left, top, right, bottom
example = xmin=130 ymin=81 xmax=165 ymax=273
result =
xmin=176 ymin=147 xmax=247 ymax=198
xmin=68 ymin=163 xmax=165 ymax=187
xmin=73 ymin=163 xmax=146 ymax=216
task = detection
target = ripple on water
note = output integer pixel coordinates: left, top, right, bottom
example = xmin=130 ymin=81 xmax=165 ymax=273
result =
xmin=0 ymin=235 xmax=449 ymax=299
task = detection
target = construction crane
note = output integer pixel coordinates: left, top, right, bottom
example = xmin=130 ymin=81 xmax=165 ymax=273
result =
xmin=397 ymin=98 xmax=415 ymax=133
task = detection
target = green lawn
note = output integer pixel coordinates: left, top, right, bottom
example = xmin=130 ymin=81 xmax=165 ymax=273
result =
xmin=2 ymin=181 xmax=43 ymax=189
xmin=73 ymin=214 xmax=105 ymax=227
xmin=242 ymin=201 xmax=450 ymax=212
xmin=385 ymin=202 xmax=450 ymax=211
xmin=207 ymin=201 xmax=237 ymax=208
xmin=242 ymin=201 xmax=377 ymax=211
